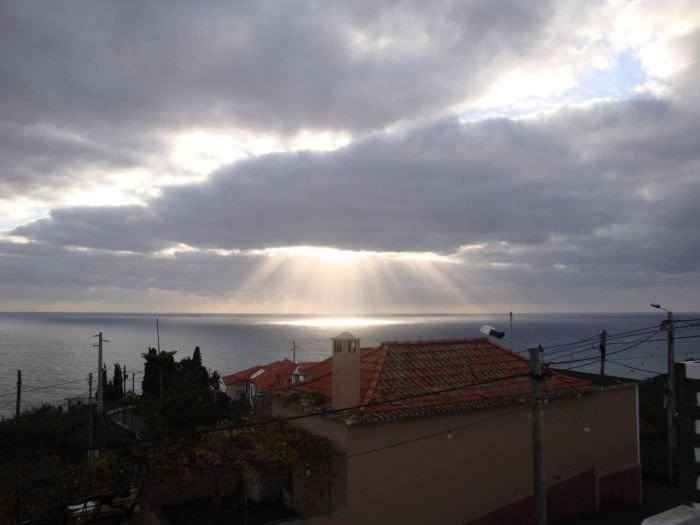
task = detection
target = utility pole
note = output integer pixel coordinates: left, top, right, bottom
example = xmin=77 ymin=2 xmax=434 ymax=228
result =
xmin=88 ymin=373 xmax=94 ymax=460
xmin=529 ymin=345 xmax=547 ymax=525
xmin=15 ymin=370 xmax=23 ymax=525
xmin=509 ymin=312 xmax=513 ymax=353
xmin=156 ymin=318 xmax=161 ymax=352
xmin=480 ymin=324 xmax=548 ymax=523
xmin=651 ymin=303 xmax=677 ymax=484
xmin=93 ymin=332 xmax=109 ymax=412
xmin=666 ymin=311 xmax=676 ymax=484
xmin=291 ymin=340 xmax=296 ymax=363
xmin=599 ymin=330 xmax=607 ymax=377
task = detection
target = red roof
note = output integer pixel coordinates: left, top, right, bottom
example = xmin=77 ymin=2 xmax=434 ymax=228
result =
xmin=277 ymin=338 xmax=594 ymax=424
xmin=222 ymin=358 xmax=297 ymax=390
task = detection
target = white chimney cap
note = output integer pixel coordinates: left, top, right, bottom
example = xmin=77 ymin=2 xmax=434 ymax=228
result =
xmin=333 ymin=331 xmax=358 ymax=340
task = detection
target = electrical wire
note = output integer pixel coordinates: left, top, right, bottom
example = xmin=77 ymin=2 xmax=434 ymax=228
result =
xmin=546 ymin=329 xmax=662 ymax=368
xmin=0 ymin=377 xmax=89 ymax=398
xmin=543 ymin=318 xmax=700 ymax=361
xmin=0 ymin=370 xmax=533 ymax=463
xmin=605 ymin=359 xmax=664 ymax=375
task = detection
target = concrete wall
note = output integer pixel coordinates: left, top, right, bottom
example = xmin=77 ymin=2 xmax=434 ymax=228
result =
xmin=276 ymin=384 xmax=640 ymax=525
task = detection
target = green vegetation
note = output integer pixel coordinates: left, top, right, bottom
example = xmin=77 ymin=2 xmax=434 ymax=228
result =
xmin=0 ymin=403 xmax=133 ymax=523
xmin=0 ymin=345 xmax=333 ymax=523
xmin=137 ymin=346 xmax=239 ymax=432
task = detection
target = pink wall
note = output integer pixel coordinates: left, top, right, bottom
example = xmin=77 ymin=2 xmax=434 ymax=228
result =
xmin=274 ymin=384 xmax=640 ymax=525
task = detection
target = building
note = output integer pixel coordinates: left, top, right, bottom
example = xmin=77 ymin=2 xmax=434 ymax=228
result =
xmin=222 ymin=358 xmax=297 ymax=401
xmin=264 ymin=332 xmax=642 ymax=525
xmin=675 ymin=360 xmax=700 ymax=505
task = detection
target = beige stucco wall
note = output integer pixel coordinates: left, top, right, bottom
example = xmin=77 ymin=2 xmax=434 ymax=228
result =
xmin=275 ymin=384 xmax=639 ymax=525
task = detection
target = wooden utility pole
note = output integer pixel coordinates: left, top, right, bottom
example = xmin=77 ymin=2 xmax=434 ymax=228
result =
xmin=509 ymin=312 xmax=513 ymax=352
xmin=15 ymin=370 xmax=23 ymax=525
xmin=93 ymin=332 xmax=108 ymax=412
xmin=88 ymin=373 xmax=94 ymax=460
xmin=666 ymin=312 xmax=677 ymax=484
xmin=651 ymin=302 xmax=677 ymax=483
xmin=529 ymin=345 xmax=547 ymax=525
xmin=599 ymin=330 xmax=607 ymax=377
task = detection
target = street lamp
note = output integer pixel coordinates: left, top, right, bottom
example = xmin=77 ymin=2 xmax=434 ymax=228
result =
xmin=481 ymin=325 xmax=547 ymax=525
xmin=650 ymin=303 xmax=677 ymax=484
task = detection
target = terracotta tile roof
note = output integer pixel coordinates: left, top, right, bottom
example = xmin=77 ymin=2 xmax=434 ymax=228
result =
xmin=276 ymin=338 xmax=595 ymax=424
xmin=222 ymin=358 xmax=297 ymax=390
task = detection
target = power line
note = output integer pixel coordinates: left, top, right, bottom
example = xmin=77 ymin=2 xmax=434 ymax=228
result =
xmin=0 ymin=370 xmax=534 ymax=463
xmin=0 ymin=377 xmax=88 ymax=398
xmin=547 ymin=329 xmax=662 ymax=368
xmin=606 ymin=359 xmax=664 ymax=375
xmin=544 ymin=318 xmax=700 ymax=361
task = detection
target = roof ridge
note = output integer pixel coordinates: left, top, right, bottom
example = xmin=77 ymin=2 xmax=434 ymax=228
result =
xmin=378 ymin=336 xmax=490 ymax=346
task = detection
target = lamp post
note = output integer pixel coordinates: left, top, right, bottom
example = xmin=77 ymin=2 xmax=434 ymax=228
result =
xmin=481 ymin=325 xmax=547 ymax=525
xmin=651 ymin=303 xmax=676 ymax=484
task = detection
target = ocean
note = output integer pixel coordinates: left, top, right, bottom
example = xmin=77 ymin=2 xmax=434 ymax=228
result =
xmin=1 ymin=311 xmax=699 ymax=418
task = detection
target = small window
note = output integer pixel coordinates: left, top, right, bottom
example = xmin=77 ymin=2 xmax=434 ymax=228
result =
xmin=695 ymin=420 xmax=700 ymax=435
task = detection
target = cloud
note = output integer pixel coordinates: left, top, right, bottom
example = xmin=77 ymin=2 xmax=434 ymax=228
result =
xmin=3 ymin=1 xmax=700 ymax=312
xmin=8 ymin=84 xmax=700 ymax=312
xmin=14 ymin=93 xmax=700 ymax=260
xmin=0 ymin=0 xmax=559 ymax=136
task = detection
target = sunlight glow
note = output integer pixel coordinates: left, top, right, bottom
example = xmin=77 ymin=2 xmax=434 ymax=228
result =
xmin=228 ymin=244 xmax=480 ymax=314
xmin=257 ymin=246 xmax=457 ymax=265
xmin=168 ymin=128 xmax=352 ymax=177
xmin=269 ymin=317 xmax=404 ymax=328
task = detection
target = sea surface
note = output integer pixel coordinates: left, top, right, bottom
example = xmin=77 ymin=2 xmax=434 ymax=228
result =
xmin=1 ymin=311 xmax=699 ymax=418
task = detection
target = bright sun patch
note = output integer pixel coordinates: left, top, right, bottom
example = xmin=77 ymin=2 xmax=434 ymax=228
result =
xmin=268 ymin=317 xmax=404 ymax=328
xmin=227 ymin=245 xmax=476 ymax=314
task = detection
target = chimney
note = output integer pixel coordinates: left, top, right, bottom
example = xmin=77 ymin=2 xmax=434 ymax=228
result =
xmin=332 ymin=332 xmax=361 ymax=410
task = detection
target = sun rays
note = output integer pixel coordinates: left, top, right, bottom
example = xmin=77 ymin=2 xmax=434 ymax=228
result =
xmin=227 ymin=245 xmax=481 ymax=314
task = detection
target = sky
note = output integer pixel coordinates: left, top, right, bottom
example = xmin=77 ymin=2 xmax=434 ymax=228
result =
xmin=1 ymin=0 xmax=699 ymax=314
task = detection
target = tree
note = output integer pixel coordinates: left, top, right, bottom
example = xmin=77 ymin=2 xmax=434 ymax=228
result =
xmin=113 ymin=363 xmax=123 ymax=399
xmin=101 ymin=365 xmax=108 ymax=401
xmin=141 ymin=348 xmax=177 ymax=397
xmin=175 ymin=347 xmax=210 ymax=391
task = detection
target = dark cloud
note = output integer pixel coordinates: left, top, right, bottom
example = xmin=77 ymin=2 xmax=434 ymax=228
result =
xmin=3 ymin=1 xmax=700 ymax=311
xmin=9 ymin=87 xmax=700 ymax=312
xmin=14 ymin=95 xmax=700 ymax=264
xmin=0 ymin=0 xmax=553 ymax=136
xmin=0 ymin=122 xmax=148 ymax=197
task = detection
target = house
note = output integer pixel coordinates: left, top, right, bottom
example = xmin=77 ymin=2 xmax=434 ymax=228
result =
xmin=222 ymin=358 xmax=311 ymax=402
xmin=265 ymin=332 xmax=641 ymax=525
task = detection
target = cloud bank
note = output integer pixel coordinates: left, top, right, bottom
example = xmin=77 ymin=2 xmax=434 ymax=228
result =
xmin=1 ymin=0 xmax=699 ymax=312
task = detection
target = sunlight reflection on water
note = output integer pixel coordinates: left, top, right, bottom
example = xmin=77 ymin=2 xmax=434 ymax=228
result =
xmin=267 ymin=317 xmax=407 ymax=328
